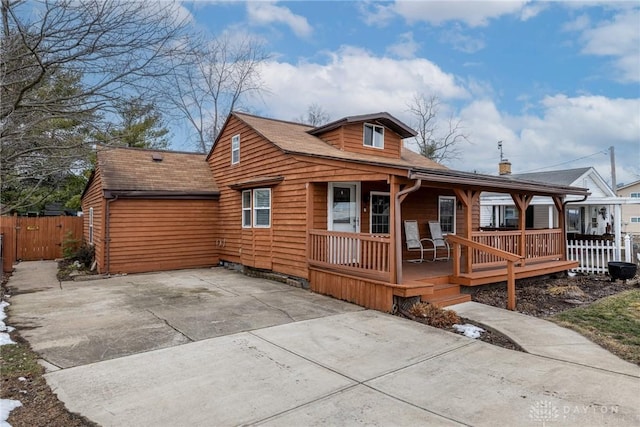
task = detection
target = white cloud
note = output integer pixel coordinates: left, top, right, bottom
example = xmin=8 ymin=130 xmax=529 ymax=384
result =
xmin=255 ymin=46 xmax=469 ymax=121
xmin=386 ymin=32 xmax=420 ymax=59
xmin=440 ymin=25 xmax=485 ymax=53
xmin=363 ymin=0 xmax=532 ymax=27
xmin=246 ymin=1 xmax=312 ymax=38
xmin=567 ymin=8 xmax=640 ymax=83
xmin=451 ymin=95 xmax=640 ymax=184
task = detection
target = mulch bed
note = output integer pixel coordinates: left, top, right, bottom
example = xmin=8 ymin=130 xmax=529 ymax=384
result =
xmin=398 ymin=272 xmax=638 ymax=352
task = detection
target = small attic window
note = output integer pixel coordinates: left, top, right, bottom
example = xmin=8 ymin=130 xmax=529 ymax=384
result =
xmin=152 ymin=153 xmax=163 ymax=162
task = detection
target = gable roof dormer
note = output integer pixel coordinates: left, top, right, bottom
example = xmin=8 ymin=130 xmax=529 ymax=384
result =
xmin=307 ymin=112 xmax=416 ymax=160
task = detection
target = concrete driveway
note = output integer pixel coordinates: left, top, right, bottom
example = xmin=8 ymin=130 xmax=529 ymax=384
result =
xmin=6 ymin=261 xmax=640 ymax=426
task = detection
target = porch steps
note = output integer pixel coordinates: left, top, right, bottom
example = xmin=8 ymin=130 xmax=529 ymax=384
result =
xmin=452 ymin=260 xmax=578 ymax=287
xmin=422 ymin=283 xmax=471 ymax=308
xmin=390 ymin=281 xmax=434 ymax=298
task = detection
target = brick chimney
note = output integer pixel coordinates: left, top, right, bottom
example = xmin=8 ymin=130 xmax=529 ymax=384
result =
xmin=499 ymin=159 xmax=512 ymax=175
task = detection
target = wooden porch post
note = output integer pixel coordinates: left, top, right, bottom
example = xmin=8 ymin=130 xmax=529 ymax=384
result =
xmin=553 ymin=196 xmax=566 ymax=260
xmin=511 ymin=193 xmax=533 ymax=259
xmin=390 ymin=175 xmax=399 ymax=284
xmin=507 ymin=261 xmax=516 ymax=310
xmin=454 ymin=189 xmax=480 ymax=273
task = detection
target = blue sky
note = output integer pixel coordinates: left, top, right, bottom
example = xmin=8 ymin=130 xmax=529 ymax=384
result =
xmin=177 ymin=1 xmax=639 ymax=186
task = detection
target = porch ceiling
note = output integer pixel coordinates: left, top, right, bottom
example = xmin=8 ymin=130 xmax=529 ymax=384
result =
xmin=408 ymin=169 xmax=590 ymax=197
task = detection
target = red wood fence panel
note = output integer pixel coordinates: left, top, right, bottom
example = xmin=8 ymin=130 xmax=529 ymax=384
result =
xmin=1 ymin=216 xmax=84 ymax=271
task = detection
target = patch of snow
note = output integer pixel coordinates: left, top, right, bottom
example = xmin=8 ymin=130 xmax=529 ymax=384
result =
xmin=0 ymin=301 xmax=15 ymax=346
xmin=0 ymin=399 xmax=23 ymax=426
xmin=453 ymin=323 xmax=485 ymax=339
xmin=0 ymin=333 xmax=15 ymax=346
xmin=17 ymin=377 xmax=26 ymax=382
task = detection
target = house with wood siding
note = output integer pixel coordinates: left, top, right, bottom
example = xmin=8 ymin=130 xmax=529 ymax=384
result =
xmin=81 ymin=148 xmax=219 ymax=274
xmin=83 ymin=111 xmax=589 ymax=312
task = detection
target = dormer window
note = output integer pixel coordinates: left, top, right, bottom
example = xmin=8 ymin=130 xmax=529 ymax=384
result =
xmin=231 ymin=134 xmax=240 ymax=164
xmin=363 ymin=123 xmax=384 ymax=149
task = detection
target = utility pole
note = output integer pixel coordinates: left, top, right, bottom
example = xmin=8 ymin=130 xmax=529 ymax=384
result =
xmin=609 ymin=146 xmax=617 ymax=190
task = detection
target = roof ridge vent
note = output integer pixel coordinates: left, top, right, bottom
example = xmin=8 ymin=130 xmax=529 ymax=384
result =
xmin=152 ymin=153 xmax=163 ymax=162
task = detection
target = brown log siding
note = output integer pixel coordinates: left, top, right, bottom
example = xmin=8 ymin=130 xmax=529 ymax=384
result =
xmin=81 ymin=169 xmax=106 ymax=272
xmin=107 ymin=199 xmax=218 ymax=274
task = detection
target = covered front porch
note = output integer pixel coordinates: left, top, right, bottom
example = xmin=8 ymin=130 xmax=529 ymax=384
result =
xmin=308 ymin=228 xmax=577 ymax=312
xmin=305 ymin=171 xmax=586 ymax=313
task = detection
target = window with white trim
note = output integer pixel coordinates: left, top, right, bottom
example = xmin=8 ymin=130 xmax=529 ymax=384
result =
xmin=88 ymin=207 xmax=94 ymax=244
xmin=363 ymin=123 xmax=384 ymax=149
xmin=631 ymin=217 xmax=640 ymax=223
xmin=370 ymin=192 xmax=390 ymax=234
xmin=438 ymin=196 xmax=456 ymax=234
xmin=242 ymin=190 xmax=251 ymax=228
xmin=253 ymin=189 xmax=271 ymax=227
xmin=231 ymin=134 xmax=240 ymax=164
xmin=631 ymin=192 xmax=640 ymax=198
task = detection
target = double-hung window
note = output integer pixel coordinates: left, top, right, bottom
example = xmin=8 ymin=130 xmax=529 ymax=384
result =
xmin=363 ymin=123 xmax=384 ymax=149
xmin=438 ymin=196 xmax=455 ymax=234
xmin=231 ymin=134 xmax=240 ymax=164
xmin=242 ymin=190 xmax=251 ymax=228
xmin=241 ymin=188 xmax=271 ymax=228
xmin=253 ymin=189 xmax=271 ymax=227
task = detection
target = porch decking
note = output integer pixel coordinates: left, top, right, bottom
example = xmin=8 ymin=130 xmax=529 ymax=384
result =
xmin=402 ymin=258 xmax=578 ymax=308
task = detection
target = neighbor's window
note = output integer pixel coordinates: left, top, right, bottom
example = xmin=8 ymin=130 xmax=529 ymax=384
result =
xmin=242 ymin=190 xmax=251 ymax=228
xmin=370 ymin=192 xmax=390 ymax=234
xmin=631 ymin=217 xmax=640 ymax=223
xmin=253 ymin=188 xmax=271 ymax=228
xmin=88 ymin=207 xmax=94 ymax=244
xmin=231 ymin=134 xmax=240 ymax=164
xmin=567 ymin=208 xmax=581 ymax=233
xmin=363 ymin=123 xmax=384 ymax=149
xmin=631 ymin=192 xmax=640 ymax=198
xmin=438 ymin=196 xmax=455 ymax=234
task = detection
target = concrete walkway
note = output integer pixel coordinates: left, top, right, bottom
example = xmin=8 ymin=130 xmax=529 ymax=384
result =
xmin=6 ymin=262 xmax=640 ymax=426
xmin=450 ymin=301 xmax=639 ymax=376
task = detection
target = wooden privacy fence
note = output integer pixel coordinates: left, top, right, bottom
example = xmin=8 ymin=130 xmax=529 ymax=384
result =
xmin=1 ymin=216 xmax=84 ymax=272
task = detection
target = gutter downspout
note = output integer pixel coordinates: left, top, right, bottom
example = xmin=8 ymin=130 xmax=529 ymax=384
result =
xmin=105 ymin=195 xmax=118 ymax=275
xmin=395 ymin=179 xmax=422 ymax=284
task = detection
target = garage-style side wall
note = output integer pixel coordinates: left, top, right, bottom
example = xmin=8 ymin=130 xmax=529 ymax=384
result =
xmin=81 ymin=169 xmax=106 ymax=272
xmin=107 ymin=198 xmax=218 ymax=274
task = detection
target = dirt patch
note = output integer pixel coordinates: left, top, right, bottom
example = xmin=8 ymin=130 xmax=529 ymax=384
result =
xmin=469 ymin=273 xmax=637 ymax=317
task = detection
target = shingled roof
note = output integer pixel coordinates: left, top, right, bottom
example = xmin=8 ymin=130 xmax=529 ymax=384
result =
xmin=91 ymin=146 xmax=219 ymax=198
xmin=229 ymin=112 xmax=447 ymax=171
xmin=508 ymin=168 xmax=592 ymax=186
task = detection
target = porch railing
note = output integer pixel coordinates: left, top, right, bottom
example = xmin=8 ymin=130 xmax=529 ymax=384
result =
xmin=448 ymin=234 xmax=524 ymax=310
xmin=471 ymin=229 xmax=563 ymax=268
xmin=308 ymin=230 xmax=390 ymax=282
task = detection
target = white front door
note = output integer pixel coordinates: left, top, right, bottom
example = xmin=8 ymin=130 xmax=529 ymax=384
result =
xmin=328 ymin=183 xmax=360 ymax=264
xmin=328 ymin=183 xmax=360 ymax=233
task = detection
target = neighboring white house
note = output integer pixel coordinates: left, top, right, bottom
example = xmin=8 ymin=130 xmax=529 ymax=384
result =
xmin=480 ymin=166 xmax=640 ymax=265
xmin=616 ymin=179 xmax=640 ymax=237
xmin=481 ymin=167 xmax=619 ymax=234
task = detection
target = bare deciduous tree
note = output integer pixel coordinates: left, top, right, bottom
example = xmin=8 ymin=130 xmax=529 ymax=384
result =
xmin=295 ymin=103 xmax=331 ymax=127
xmin=406 ymin=93 xmax=470 ymax=164
xmin=159 ymin=34 xmax=268 ymax=153
xmin=1 ymin=0 xmax=191 ymax=213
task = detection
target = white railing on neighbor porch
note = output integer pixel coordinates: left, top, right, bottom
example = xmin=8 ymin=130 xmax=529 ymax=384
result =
xmin=567 ymin=234 xmax=633 ymax=274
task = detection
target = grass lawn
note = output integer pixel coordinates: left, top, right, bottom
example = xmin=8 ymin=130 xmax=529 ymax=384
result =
xmin=551 ymin=289 xmax=640 ymax=365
